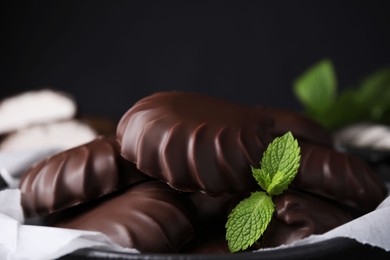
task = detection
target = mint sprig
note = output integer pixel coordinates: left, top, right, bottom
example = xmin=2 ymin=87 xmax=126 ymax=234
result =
xmin=225 ymin=132 xmax=301 ymax=253
xmin=293 ymin=59 xmax=390 ymax=129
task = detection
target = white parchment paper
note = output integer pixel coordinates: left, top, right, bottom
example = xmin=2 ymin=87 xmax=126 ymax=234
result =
xmin=0 ymin=189 xmax=138 ymax=260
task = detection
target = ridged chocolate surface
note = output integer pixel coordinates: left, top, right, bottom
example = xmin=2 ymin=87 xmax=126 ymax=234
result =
xmin=293 ymin=141 xmax=388 ymax=212
xmin=264 ymin=107 xmax=333 ymax=146
xmin=48 ymin=181 xmax=195 ymax=253
xmin=19 ymin=136 xmax=148 ymax=217
xmin=260 ymin=189 xmax=353 ymax=248
xmin=189 ymin=191 xmax=246 ymax=223
xmin=185 ymin=189 xmax=353 ymax=253
xmin=117 ymin=91 xmax=274 ymax=194
xmin=182 ymin=224 xmax=229 ymax=254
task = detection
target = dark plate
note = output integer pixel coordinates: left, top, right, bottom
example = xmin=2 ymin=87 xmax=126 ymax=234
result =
xmin=59 ymin=237 xmax=390 ymax=260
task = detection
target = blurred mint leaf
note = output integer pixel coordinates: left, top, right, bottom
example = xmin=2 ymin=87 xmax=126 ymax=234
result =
xmin=315 ymin=89 xmax=365 ymax=129
xmin=225 ymin=191 xmax=274 ymax=253
xmin=293 ymin=59 xmax=337 ymax=116
xmin=355 ymin=67 xmax=390 ymax=123
xmin=293 ymin=59 xmax=390 ymax=129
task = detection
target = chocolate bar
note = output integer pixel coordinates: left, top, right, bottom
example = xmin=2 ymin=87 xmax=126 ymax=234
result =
xmin=20 ymin=136 xmax=149 ymax=217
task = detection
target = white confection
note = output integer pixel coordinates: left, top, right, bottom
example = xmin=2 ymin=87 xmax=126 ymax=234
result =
xmin=0 ymin=120 xmax=97 ymax=152
xmin=333 ymin=123 xmax=390 ymax=151
xmin=0 ymin=89 xmax=76 ymax=134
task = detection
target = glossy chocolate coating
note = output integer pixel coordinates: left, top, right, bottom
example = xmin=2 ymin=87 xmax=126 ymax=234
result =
xmin=48 ymin=181 xmax=195 ymax=253
xmin=259 ymin=189 xmax=353 ymax=248
xmin=264 ymin=107 xmax=333 ymax=146
xmin=19 ymin=136 xmax=149 ymax=217
xmin=116 ymin=91 xmax=386 ymax=210
xmin=293 ymin=141 xmax=388 ymax=213
xmin=189 ymin=191 xmax=246 ymax=223
xmin=185 ymin=189 xmax=353 ymax=253
xmin=117 ymin=91 xmax=274 ymax=194
xmin=182 ymin=224 xmax=229 ymax=254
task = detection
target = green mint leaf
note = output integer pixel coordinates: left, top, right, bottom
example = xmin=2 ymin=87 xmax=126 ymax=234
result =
xmin=314 ymin=89 xmax=364 ymax=129
xmin=293 ymin=59 xmax=337 ymax=116
xmin=253 ymin=131 xmax=300 ymax=196
xmin=225 ymin=191 xmax=274 ymax=253
xmin=293 ymin=59 xmax=390 ymax=129
xmin=355 ymin=67 xmax=390 ymax=122
xmin=250 ymin=167 xmax=269 ymax=192
xmin=356 ymin=67 xmax=390 ymax=106
xmin=226 ymin=132 xmax=301 ymax=252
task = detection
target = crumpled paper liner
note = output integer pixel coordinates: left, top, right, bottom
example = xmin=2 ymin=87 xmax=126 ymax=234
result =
xmin=0 ymin=189 xmax=138 ymax=260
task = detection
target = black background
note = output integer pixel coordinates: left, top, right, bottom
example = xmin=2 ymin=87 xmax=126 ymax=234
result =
xmin=1 ymin=0 xmax=389 ymax=121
